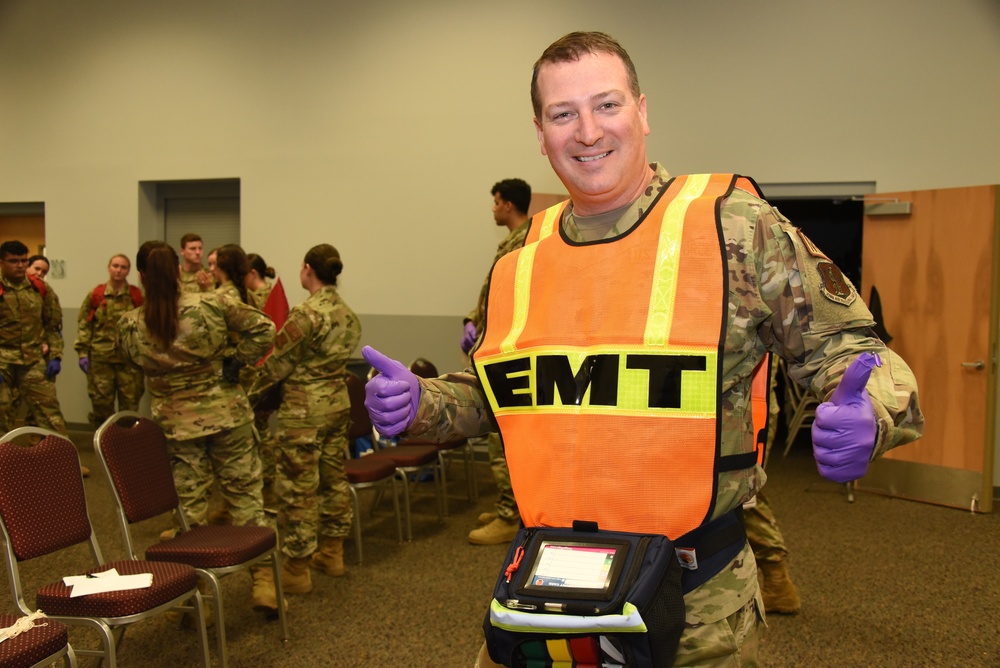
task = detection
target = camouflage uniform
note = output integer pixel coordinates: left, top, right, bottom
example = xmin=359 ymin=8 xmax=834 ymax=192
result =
xmin=0 ymin=276 xmax=66 ymax=434
xmin=75 ymin=283 xmax=145 ymax=427
xmin=409 ymin=164 xmax=923 ymax=665
xmin=249 ymin=285 xmax=361 ymax=559
xmin=247 ymin=282 xmax=278 ymax=494
xmin=117 ymin=291 xmax=275 ymax=529
xmin=466 ymin=222 xmax=529 ymax=522
xmin=178 ymin=268 xmax=203 ymax=294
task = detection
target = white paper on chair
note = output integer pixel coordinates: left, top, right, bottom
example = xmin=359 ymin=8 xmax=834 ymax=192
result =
xmin=63 ymin=568 xmax=153 ymax=597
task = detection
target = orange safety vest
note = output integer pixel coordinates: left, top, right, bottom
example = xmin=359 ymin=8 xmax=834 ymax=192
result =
xmin=474 ymin=173 xmax=769 ymax=539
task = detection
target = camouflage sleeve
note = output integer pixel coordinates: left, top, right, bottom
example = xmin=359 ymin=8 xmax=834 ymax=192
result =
xmin=407 ymin=369 xmax=495 ymax=441
xmin=219 ymin=294 xmax=275 ymax=366
xmin=248 ymin=308 xmax=312 ymax=401
xmin=43 ymin=283 xmax=64 ymax=360
xmin=745 ymin=193 xmax=923 ymax=457
xmin=74 ymin=291 xmax=93 ymax=357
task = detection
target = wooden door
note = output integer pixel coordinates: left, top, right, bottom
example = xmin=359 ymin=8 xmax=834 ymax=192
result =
xmin=860 ymin=185 xmax=998 ymax=512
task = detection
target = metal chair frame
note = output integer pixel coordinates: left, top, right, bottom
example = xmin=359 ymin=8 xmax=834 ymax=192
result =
xmin=0 ymin=427 xmax=210 ymax=668
xmin=94 ymin=412 xmax=288 ymax=668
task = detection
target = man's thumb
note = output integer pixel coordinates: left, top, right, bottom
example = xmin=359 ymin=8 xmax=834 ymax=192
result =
xmin=829 ymin=352 xmax=880 ymax=406
xmin=362 ymin=345 xmax=403 ymax=379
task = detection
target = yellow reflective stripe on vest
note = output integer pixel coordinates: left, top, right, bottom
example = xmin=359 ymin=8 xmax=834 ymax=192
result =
xmin=501 ymin=204 xmax=563 ymax=354
xmin=645 ymin=173 xmax=711 ymax=346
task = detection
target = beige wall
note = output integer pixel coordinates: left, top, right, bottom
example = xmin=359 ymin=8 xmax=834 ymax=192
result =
xmin=2 ymin=0 xmax=1000 ymax=424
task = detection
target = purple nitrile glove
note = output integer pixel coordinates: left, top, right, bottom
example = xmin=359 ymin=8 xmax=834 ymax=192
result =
xmin=811 ymin=352 xmax=881 ymax=483
xmin=45 ymin=359 xmax=61 ymax=379
xmin=461 ymin=322 xmax=478 ymax=354
xmin=79 ymin=357 xmax=90 ymax=374
xmin=362 ymin=346 xmax=421 ymax=438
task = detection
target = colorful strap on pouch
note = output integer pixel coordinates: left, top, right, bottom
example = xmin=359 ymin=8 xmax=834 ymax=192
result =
xmin=521 ymin=637 xmax=601 ymax=667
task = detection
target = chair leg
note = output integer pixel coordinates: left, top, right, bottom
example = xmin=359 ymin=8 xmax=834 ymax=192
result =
xmin=349 ymin=486 xmax=363 ymax=564
xmin=192 ymin=589 xmax=212 ymax=668
xmin=389 ymin=475 xmax=403 ymax=543
xmin=395 ymin=469 xmax=413 ymax=541
xmin=201 ymin=572 xmax=227 ymax=668
xmin=437 ymin=453 xmax=450 ymax=517
xmin=64 ymin=643 xmax=78 ymax=668
xmin=270 ymin=552 xmax=289 ymax=642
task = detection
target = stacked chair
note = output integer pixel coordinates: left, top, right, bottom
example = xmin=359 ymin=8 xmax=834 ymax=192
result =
xmin=0 ymin=427 xmax=211 ymax=667
xmin=94 ymin=412 xmax=289 ymax=668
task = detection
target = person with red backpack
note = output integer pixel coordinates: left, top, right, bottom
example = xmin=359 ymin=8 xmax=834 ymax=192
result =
xmin=75 ymin=253 xmax=145 ymax=428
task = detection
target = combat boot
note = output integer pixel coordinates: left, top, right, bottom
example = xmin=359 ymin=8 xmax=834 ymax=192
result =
xmin=757 ymin=559 xmax=801 ymax=614
xmin=477 ymin=512 xmax=497 ymax=526
xmin=250 ymin=564 xmax=287 ymax=613
xmin=310 ymin=538 xmax=346 ymax=577
xmin=281 ymin=556 xmax=313 ymax=594
xmin=468 ymin=517 xmax=519 ymax=546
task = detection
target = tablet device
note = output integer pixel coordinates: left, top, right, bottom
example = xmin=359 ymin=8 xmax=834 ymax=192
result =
xmin=515 ymin=537 xmax=631 ymax=602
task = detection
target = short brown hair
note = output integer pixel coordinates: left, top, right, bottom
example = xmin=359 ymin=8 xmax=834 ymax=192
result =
xmin=179 ymin=233 xmax=202 ymax=249
xmin=530 ymin=32 xmax=640 ymax=120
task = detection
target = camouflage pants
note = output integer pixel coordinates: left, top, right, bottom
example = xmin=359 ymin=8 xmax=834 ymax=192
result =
xmin=275 ymin=412 xmax=352 ymax=558
xmin=674 ymin=595 xmax=764 ymax=667
xmin=255 ymin=410 xmax=275 ymax=489
xmin=167 ymin=422 xmax=269 ymax=529
xmin=469 ymin=432 xmax=518 ymax=521
xmin=745 ymin=490 xmax=787 ymax=562
xmin=86 ymin=359 xmax=144 ymax=428
xmin=0 ymin=361 xmax=67 ymax=434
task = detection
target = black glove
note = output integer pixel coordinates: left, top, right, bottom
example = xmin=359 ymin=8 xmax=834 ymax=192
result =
xmin=222 ymin=357 xmax=245 ymax=384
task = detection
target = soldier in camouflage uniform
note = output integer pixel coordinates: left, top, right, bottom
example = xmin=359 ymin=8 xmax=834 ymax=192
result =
xmin=363 ymin=33 xmax=924 ymax=668
xmin=0 ymin=241 xmax=68 ymax=437
xmin=178 ymin=233 xmax=212 ymax=294
xmin=246 ymin=253 xmax=289 ymax=507
xmin=117 ymin=240 xmax=281 ymax=612
xmin=462 ymin=179 xmax=531 ymax=546
xmin=248 ymin=244 xmax=361 ymax=593
xmin=75 ymin=254 xmax=145 ymax=428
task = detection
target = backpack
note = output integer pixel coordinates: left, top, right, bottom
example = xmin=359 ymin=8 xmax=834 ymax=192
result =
xmin=87 ymin=283 xmax=143 ymax=322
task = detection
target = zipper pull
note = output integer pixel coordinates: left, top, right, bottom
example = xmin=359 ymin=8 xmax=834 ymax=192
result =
xmin=505 ymin=545 xmax=524 ymax=583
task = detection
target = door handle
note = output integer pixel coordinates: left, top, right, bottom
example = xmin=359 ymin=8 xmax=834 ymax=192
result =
xmin=961 ymin=360 xmax=985 ymax=370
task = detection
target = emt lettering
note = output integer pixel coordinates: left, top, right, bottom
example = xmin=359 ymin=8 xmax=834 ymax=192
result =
xmin=483 ymin=353 xmax=709 ymax=410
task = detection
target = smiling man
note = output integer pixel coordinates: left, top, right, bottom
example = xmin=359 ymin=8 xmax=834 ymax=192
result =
xmin=364 ymin=32 xmax=922 ymax=667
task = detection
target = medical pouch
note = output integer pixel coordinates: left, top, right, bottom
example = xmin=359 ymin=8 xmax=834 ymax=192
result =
xmin=484 ymin=524 xmax=684 ymax=668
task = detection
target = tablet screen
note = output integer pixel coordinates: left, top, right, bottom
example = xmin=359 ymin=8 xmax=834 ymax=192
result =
xmin=517 ymin=538 xmax=630 ymax=600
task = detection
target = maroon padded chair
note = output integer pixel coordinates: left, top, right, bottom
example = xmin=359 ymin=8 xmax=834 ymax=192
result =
xmin=94 ymin=412 xmax=288 ymax=668
xmin=0 ymin=428 xmax=210 ymax=668
xmin=345 ymin=372 xmax=403 ymax=554
xmin=0 ymin=614 xmax=76 ymax=668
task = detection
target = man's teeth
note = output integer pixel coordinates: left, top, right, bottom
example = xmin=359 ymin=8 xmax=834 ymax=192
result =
xmin=576 ymin=152 xmax=610 ymax=162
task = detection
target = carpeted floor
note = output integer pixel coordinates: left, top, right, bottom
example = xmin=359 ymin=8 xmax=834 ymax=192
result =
xmin=1 ymin=430 xmax=998 ymax=667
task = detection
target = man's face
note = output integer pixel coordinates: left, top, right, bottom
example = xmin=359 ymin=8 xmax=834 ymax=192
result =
xmin=108 ymin=256 xmax=130 ymax=283
xmin=27 ymin=259 xmax=49 ymax=279
xmin=181 ymin=241 xmax=203 ymax=267
xmin=492 ymin=192 xmax=511 ymax=227
xmin=533 ymin=52 xmax=650 ymax=217
xmin=1 ymin=254 xmax=29 ymax=281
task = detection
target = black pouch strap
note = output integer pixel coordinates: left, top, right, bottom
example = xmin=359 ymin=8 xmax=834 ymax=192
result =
xmin=674 ymin=509 xmax=746 ymax=593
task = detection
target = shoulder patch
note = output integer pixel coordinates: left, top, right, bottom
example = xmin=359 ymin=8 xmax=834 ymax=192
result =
xmin=285 ymin=320 xmax=304 ymax=343
xmin=817 ymin=262 xmax=857 ymax=306
xmin=275 ymin=331 xmax=288 ymax=349
xmin=797 ymin=229 xmax=830 ymax=260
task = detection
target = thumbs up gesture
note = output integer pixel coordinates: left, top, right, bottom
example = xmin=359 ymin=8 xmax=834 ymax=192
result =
xmin=363 ymin=346 xmax=421 ymax=437
xmin=811 ymin=352 xmax=880 ymax=483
